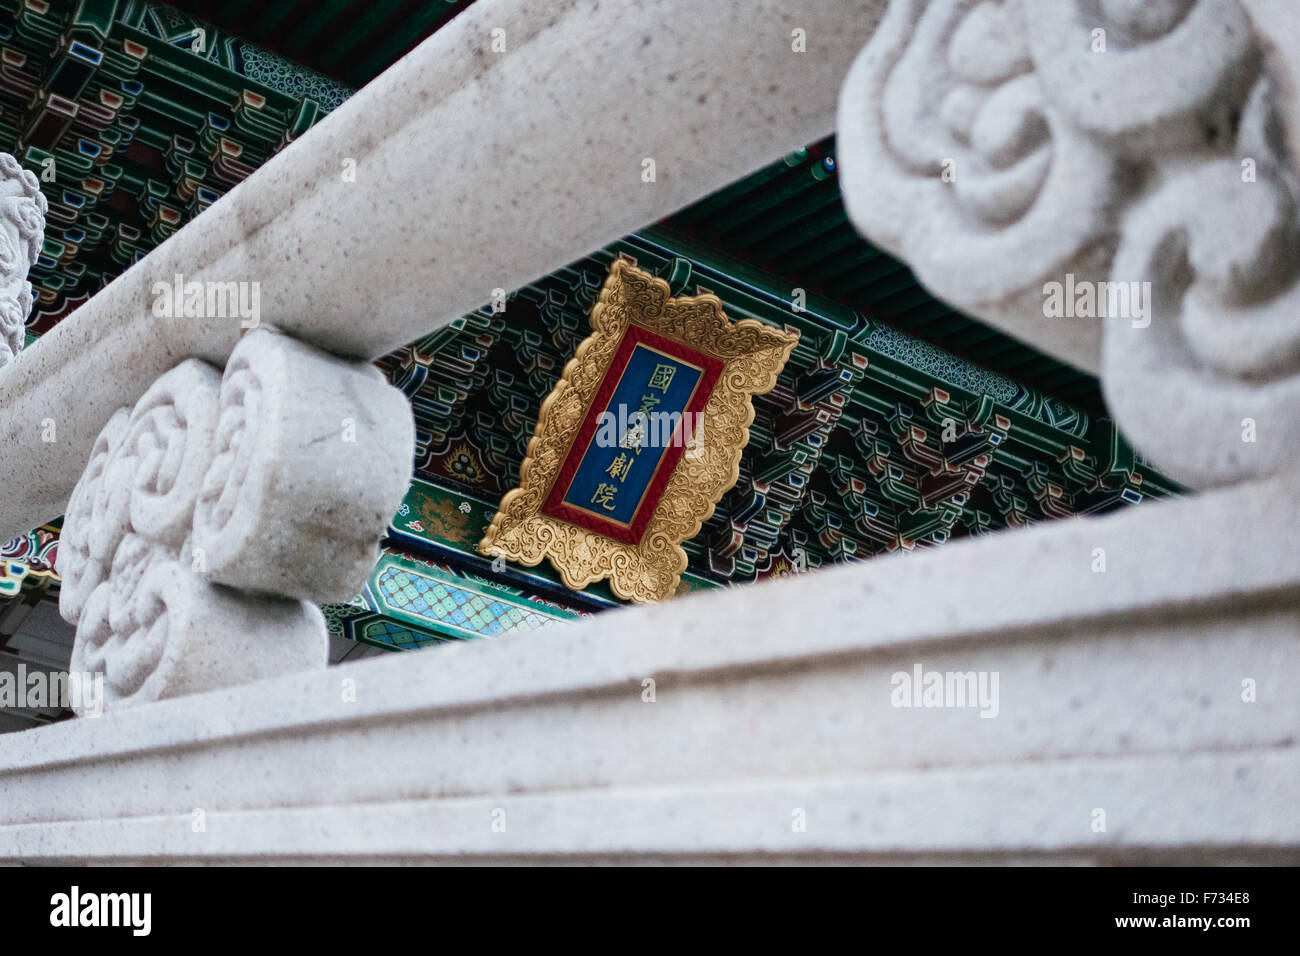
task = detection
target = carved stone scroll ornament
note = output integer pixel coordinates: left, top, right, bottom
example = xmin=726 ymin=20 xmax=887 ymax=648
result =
xmin=0 ymin=152 xmax=46 ymax=368
xmin=837 ymin=0 xmax=1300 ymax=488
xmin=58 ymin=330 xmax=415 ymax=713
xmin=192 ymin=331 xmax=415 ymax=602
xmin=836 ymin=0 xmax=1119 ymax=372
xmin=72 ymin=561 xmax=326 ymax=713
xmin=58 ymin=360 xmax=221 ymax=625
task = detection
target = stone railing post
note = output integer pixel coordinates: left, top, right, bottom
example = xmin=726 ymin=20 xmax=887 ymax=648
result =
xmin=837 ymin=0 xmax=1300 ymax=491
xmin=1 ymin=2 xmax=1295 ymax=864
xmin=0 ymin=0 xmax=891 ymax=712
xmin=0 ymin=162 xmax=416 ymax=713
xmin=55 ymin=329 xmax=414 ymax=711
xmin=0 ymin=153 xmax=45 ymax=369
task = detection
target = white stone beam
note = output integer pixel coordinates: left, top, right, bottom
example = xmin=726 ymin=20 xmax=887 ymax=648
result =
xmin=0 ymin=0 xmax=887 ymax=541
xmin=1 ymin=476 xmax=1294 ymax=863
xmin=3 ymin=752 xmax=1294 ymax=864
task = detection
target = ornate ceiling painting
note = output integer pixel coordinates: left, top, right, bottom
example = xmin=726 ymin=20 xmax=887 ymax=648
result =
xmin=0 ymin=1 xmax=1175 ymax=649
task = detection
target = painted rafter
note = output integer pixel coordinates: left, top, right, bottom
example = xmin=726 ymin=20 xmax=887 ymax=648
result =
xmin=387 ymin=229 xmax=1173 ymax=597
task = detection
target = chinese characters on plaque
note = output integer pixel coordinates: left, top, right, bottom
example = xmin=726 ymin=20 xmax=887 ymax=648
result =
xmin=481 ymin=259 xmax=797 ymax=602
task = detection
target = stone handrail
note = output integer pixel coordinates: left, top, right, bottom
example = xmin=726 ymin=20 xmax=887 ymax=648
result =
xmin=0 ymin=0 xmax=892 ymax=714
xmin=1 ymin=474 xmax=1294 ymax=862
xmin=0 ymin=0 xmax=886 ymax=543
xmin=0 ymin=0 xmax=1296 ymax=863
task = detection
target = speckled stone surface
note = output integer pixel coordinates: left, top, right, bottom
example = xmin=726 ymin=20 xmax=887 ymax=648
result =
xmin=55 ymin=354 xmax=346 ymax=712
xmin=53 ymin=328 xmax=412 ymax=712
xmin=69 ymin=562 xmax=327 ymax=714
xmin=838 ymin=0 xmax=1300 ymax=489
xmin=0 ymin=152 xmax=45 ymax=368
xmin=0 ymin=0 xmax=886 ymax=541
xmin=0 ymin=475 xmax=1295 ymax=861
xmin=2 ymin=0 xmax=1296 ymax=864
xmin=191 ymin=329 xmax=414 ymax=603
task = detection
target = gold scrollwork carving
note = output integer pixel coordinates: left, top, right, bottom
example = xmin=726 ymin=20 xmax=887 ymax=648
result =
xmin=479 ymin=259 xmax=797 ymax=602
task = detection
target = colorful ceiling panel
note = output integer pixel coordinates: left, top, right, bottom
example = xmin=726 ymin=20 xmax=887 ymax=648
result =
xmin=0 ymin=1 xmax=1178 ymax=648
xmin=0 ymin=0 xmax=350 ymax=328
xmin=381 ymin=223 xmax=1175 ymax=594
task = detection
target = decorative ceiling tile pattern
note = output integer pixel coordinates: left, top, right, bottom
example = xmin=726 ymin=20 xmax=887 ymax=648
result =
xmin=0 ymin=0 xmax=350 ymax=328
xmin=0 ymin=1 xmax=1176 ymax=654
xmin=381 ymin=220 xmax=1175 ymax=592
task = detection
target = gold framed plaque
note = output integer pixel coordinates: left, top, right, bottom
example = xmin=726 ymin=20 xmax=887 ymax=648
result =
xmin=479 ymin=259 xmax=798 ymax=603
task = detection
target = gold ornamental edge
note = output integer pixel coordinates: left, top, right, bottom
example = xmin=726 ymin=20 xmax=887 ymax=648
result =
xmin=479 ymin=258 xmax=798 ymax=603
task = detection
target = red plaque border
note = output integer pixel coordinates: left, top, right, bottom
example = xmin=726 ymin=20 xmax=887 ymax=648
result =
xmin=542 ymin=324 xmax=723 ymax=544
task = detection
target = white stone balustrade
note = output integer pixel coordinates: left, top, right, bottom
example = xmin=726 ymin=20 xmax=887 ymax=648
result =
xmin=0 ymin=0 xmax=1296 ymax=863
xmin=0 ymin=0 xmax=888 ymax=544
xmin=837 ymin=0 xmax=1300 ymax=490
xmin=0 ymin=475 xmax=1295 ymax=862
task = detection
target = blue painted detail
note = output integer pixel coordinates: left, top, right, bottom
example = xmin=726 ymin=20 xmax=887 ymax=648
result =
xmin=560 ymin=344 xmax=703 ymax=526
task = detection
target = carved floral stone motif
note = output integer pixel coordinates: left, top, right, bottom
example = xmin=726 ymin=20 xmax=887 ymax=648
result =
xmin=0 ymin=152 xmax=46 ymax=368
xmin=58 ymin=331 xmax=415 ymax=713
xmin=838 ymin=0 xmax=1300 ymax=488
